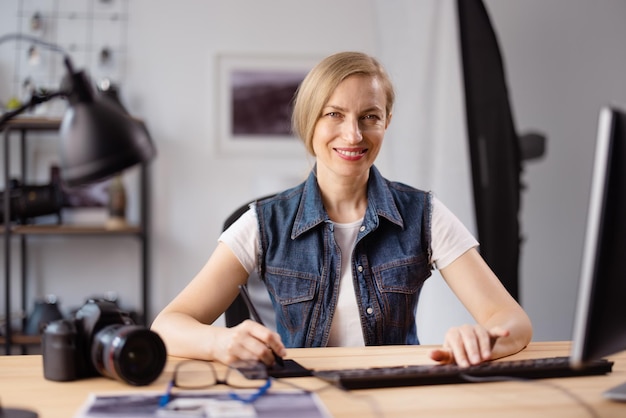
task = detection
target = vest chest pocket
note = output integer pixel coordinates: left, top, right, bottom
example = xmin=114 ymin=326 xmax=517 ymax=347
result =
xmin=372 ymin=256 xmax=431 ymax=328
xmin=264 ymin=267 xmax=318 ymax=334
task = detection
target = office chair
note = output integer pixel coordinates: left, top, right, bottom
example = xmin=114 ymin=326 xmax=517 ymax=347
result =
xmin=222 ymin=194 xmax=276 ymax=328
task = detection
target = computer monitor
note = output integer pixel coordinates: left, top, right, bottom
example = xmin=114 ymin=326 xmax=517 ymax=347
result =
xmin=570 ymin=106 xmax=626 ymax=401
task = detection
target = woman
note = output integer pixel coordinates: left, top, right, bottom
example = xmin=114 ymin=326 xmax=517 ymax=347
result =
xmin=151 ymin=51 xmax=532 ymax=368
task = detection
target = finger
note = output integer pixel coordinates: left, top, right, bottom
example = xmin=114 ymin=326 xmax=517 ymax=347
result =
xmin=443 ymin=328 xmax=471 ymax=367
xmin=448 ymin=324 xmax=492 ymax=367
xmin=475 ymin=325 xmax=494 ymax=361
xmin=482 ymin=326 xmax=511 ymax=359
xmin=444 ymin=324 xmax=480 ymax=367
xmin=459 ymin=325 xmax=486 ymax=365
xmin=240 ymin=338 xmax=275 ymax=365
xmin=488 ymin=326 xmax=511 ymax=340
xmin=265 ymin=332 xmax=287 ymax=357
xmin=429 ymin=348 xmax=454 ymax=364
xmin=240 ymin=321 xmax=285 ymax=365
xmin=456 ymin=323 xmax=510 ymax=364
xmin=452 ymin=340 xmax=473 ymax=367
xmin=223 ymin=321 xmax=271 ymax=365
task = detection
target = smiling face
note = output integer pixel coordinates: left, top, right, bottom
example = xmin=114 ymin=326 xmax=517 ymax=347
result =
xmin=312 ymin=74 xmax=391 ymax=183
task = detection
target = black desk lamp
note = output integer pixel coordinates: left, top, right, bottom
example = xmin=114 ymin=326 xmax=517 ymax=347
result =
xmin=0 ymin=33 xmax=156 ymax=187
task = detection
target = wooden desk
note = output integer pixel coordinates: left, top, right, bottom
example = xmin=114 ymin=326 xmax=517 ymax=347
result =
xmin=1 ymin=342 xmax=625 ymax=417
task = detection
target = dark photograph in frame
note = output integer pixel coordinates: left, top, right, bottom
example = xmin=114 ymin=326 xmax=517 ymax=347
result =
xmin=217 ymin=54 xmax=320 ymax=156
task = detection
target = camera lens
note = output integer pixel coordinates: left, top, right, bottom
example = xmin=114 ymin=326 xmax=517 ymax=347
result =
xmin=91 ymin=324 xmax=166 ymax=386
xmin=42 ymin=319 xmax=81 ymax=382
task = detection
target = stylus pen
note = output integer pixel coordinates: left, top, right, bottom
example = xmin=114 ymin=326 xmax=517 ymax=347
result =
xmin=238 ymin=284 xmax=285 ymax=367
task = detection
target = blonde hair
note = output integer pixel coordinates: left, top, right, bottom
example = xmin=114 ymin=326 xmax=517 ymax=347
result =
xmin=291 ymin=51 xmax=395 ymax=155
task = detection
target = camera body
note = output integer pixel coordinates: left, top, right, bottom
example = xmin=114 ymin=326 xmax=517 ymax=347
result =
xmin=42 ymin=299 xmax=166 ymax=386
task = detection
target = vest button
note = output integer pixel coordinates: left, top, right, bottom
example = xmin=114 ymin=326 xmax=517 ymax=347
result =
xmin=359 ymin=225 xmax=366 ymax=232
xmin=357 ymin=265 xmax=364 ymax=273
xmin=366 ymin=307 xmax=373 ymax=314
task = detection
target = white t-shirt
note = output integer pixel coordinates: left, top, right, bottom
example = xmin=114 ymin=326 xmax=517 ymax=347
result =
xmin=219 ymin=196 xmax=478 ymax=346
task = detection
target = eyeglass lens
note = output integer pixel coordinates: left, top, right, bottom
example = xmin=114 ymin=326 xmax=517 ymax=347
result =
xmin=174 ymin=360 xmax=267 ymax=389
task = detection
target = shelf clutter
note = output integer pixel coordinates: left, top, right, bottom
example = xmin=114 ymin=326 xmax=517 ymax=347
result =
xmin=1 ymin=117 xmax=151 ymax=355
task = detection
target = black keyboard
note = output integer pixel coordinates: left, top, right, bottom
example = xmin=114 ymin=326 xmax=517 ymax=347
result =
xmin=313 ymin=356 xmax=614 ymax=390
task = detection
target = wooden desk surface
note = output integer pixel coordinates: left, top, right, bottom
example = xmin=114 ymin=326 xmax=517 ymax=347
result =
xmin=1 ymin=341 xmax=625 ymax=417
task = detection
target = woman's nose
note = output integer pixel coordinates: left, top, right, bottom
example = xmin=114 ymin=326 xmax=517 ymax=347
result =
xmin=342 ymin=118 xmax=363 ymax=144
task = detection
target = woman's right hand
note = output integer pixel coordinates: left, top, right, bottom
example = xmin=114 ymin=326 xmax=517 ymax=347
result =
xmin=213 ymin=320 xmax=286 ymax=366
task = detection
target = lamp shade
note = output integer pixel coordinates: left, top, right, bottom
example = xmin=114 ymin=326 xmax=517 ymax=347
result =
xmin=59 ymin=71 xmax=156 ymax=187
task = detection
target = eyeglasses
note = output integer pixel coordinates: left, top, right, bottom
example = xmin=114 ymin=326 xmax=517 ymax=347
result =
xmin=159 ymin=360 xmax=272 ymax=407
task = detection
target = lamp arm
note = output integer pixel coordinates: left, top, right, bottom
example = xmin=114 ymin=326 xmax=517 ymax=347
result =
xmin=0 ymin=32 xmax=79 ymax=84
xmin=1 ymin=32 xmax=156 ymax=187
xmin=0 ymin=33 xmax=78 ymax=128
xmin=0 ymin=33 xmax=77 ymax=78
xmin=0 ymin=33 xmax=70 ymax=60
xmin=0 ymin=90 xmax=65 ymax=129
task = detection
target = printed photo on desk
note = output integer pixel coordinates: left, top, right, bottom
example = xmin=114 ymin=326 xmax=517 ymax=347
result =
xmin=75 ymin=390 xmax=331 ymax=418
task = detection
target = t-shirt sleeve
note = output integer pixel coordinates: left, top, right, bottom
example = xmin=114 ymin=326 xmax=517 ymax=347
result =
xmin=221 ymin=198 xmax=476 ymax=272
xmin=430 ymin=196 xmax=479 ymax=270
xmin=217 ymin=205 xmax=259 ymax=274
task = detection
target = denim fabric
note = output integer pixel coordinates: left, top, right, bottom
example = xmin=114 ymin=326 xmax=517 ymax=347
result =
xmin=256 ymin=165 xmax=432 ymax=348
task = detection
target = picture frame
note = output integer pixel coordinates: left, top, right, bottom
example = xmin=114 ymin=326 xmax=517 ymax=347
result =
xmin=217 ymin=53 xmax=320 ymax=156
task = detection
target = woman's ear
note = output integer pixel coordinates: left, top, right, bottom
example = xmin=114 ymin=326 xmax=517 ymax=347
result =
xmin=385 ymin=112 xmax=393 ymax=129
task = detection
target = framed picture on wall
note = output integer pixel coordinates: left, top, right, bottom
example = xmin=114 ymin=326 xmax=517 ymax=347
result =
xmin=217 ymin=53 xmax=320 ymax=156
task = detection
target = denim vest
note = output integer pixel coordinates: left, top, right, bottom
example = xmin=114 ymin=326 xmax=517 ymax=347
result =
xmin=256 ymin=166 xmax=433 ymax=348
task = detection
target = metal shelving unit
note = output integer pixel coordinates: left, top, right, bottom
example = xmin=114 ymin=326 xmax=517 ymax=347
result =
xmin=1 ymin=117 xmax=150 ymax=354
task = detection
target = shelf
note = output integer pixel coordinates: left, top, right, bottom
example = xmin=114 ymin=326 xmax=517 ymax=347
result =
xmin=1 ymin=117 xmax=61 ymax=131
xmin=9 ymin=224 xmax=142 ymax=236
xmin=1 ymin=116 xmax=143 ymax=132
xmin=0 ymin=333 xmax=41 ymax=346
xmin=3 ymin=119 xmax=151 ymax=354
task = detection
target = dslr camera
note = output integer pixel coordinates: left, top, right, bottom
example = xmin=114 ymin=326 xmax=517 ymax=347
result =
xmin=42 ymin=299 xmax=167 ymax=386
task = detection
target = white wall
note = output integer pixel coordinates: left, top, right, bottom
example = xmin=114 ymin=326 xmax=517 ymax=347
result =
xmin=1 ymin=0 xmax=625 ymax=344
xmin=121 ymin=0 xmax=380 ymax=326
xmin=485 ymin=0 xmax=626 ymax=340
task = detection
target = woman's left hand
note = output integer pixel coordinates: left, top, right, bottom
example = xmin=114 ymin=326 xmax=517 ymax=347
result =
xmin=429 ymin=324 xmax=510 ymax=367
